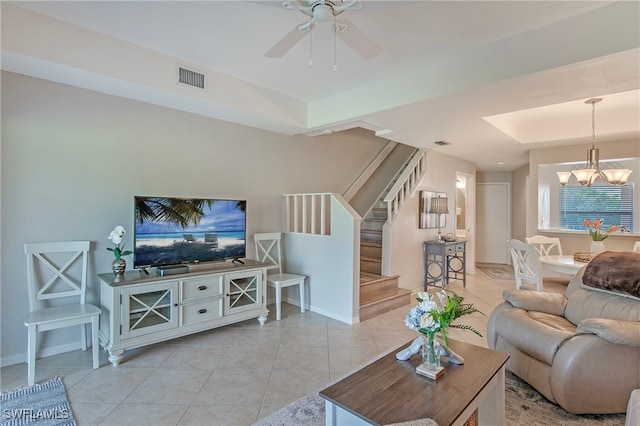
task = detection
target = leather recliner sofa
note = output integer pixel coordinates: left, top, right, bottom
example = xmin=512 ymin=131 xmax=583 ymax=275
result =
xmin=487 ymin=251 xmax=640 ymax=414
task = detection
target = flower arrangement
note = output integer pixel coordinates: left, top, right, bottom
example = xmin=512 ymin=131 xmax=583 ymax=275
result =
xmin=583 ymin=219 xmax=619 ymax=241
xmin=404 ymin=291 xmax=482 ymax=348
xmin=107 ymin=226 xmax=132 ymax=259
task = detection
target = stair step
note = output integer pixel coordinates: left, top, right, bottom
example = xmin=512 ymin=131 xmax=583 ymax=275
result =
xmin=360 ymin=257 xmax=381 ymax=274
xmin=359 ymin=288 xmax=412 ymax=322
xmin=360 ymin=242 xmax=382 ymax=258
xmin=361 ymin=229 xmax=382 ymax=243
xmin=360 ymin=273 xmax=401 ymax=299
xmin=362 ymin=218 xmax=385 ymax=232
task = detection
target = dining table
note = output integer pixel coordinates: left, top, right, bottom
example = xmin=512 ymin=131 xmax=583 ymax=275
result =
xmin=539 ymin=255 xmax=589 ymax=275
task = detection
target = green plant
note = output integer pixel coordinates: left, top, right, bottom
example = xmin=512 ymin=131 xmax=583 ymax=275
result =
xmin=404 ymin=290 xmax=483 ymax=348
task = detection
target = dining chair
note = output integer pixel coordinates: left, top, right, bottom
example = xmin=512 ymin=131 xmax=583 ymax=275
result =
xmin=254 ymin=233 xmax=307 ymax=321
xmin=525 ymin=235 xmax=563 ymax=257
xmin=508 ymin=239 xmax=543 ymax=292
xmin=24 ymin=241 xmax=101 ymax=385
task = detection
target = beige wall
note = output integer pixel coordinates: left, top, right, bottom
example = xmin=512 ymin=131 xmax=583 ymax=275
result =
xmin=390 ymin=150 xmax=476 ymax=292
xmin=0 ymin=71 xmax=389 ymax=364
xmin=511 ymin=164 xmax=530 ymax=242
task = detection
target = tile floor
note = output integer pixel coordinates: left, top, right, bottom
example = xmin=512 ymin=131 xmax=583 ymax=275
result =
xmin=1 ymin=269 xmax=568 ymax=425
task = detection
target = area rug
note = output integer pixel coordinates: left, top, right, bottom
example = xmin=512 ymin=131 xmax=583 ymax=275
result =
xmin=0 ymin=378 xmax=76 ymax=426
xmin=477 ymin=263 xmax=515 ymax=280
xmin=254 ymin=371 xmax=626 ymax=426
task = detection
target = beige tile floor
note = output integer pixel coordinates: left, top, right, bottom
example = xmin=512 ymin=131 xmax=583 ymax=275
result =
xmin=1 ymin=268 xmax=568 ymax=425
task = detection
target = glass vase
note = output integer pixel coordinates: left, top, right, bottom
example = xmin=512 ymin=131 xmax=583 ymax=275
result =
xmin=112 ymin=258 xmax=126 ymax=276
xmin=421 ymin=333 xmax=440 ymax=371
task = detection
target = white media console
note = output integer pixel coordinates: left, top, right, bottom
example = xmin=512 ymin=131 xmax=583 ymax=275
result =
xmin=98 ymin=259 xmax=269 ymax=366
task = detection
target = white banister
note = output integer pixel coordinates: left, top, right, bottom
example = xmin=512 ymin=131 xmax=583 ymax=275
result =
xmin=283 ymin=193 xmax=334 ymax=235
xmin=383 ymin=149 xmax=427 ymax=223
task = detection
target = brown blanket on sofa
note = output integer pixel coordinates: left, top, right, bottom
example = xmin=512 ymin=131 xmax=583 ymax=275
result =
xmin=582 ymin=251 xmax=640 ymax=299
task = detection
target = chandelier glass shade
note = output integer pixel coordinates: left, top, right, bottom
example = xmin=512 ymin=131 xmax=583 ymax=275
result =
xmin=557 ymin=98 xmax=632 ymax=187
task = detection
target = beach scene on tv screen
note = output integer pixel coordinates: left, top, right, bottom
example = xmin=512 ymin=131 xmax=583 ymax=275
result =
xmin=134 ymin=197 xmax=246 ymax=267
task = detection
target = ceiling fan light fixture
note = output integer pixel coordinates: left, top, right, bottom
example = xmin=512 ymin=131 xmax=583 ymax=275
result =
xmin=313 ymin=4 xmax=334 ymax=21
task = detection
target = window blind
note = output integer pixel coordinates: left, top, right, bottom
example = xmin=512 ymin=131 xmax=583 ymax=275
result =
xmin=559 ymin=184 xmax=634 ymax=232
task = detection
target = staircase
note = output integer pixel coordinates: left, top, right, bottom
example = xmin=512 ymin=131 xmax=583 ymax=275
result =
xmin=359 ymin=205 xmax=411 ymax=321
xmin=346 ymin=144 xmax=426 ymax=322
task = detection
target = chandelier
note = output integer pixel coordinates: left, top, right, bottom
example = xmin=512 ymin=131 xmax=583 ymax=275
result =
xmin=557 ymin=98 xmax=633 ymax=187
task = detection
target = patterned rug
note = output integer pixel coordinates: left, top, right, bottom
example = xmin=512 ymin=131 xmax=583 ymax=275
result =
xmin=477 ymin=263 xmax=515 ymax=280
xmin=0 ymin=378 xmax=76 ymax=426
xmin=254 ymin=371 xmax=626 ymax=426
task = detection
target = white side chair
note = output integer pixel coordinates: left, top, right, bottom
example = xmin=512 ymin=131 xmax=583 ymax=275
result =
xmin=525 ymin=235 xmax=563 ymax=257
xmin=254 ymin=233 xmax=306 ymax=321
xmin=508 ymin=239 xmax=543 ymax=292
xmin=633 ymin=241 xmax=640 ymax=252
xmin=24 ymin=241 xmax=101 ymax=385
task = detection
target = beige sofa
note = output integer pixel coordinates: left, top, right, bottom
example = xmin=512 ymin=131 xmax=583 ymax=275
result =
xmin=487 ymin=251 xmax=640 ymax=414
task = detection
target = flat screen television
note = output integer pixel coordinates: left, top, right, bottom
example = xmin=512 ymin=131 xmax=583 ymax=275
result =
xmin=133 ymin=196 xmax=246 ymax=269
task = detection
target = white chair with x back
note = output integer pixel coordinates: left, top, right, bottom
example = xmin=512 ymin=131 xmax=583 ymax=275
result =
xmin=24 ymin=241 xmax=101 ymax=385
xmin=508 ymin=239 xmax=543 ymax=292
xmin=254 ymin=233 xmax=307 ymax=321
xmin=525 ymin=235 xmax=563 ymax=257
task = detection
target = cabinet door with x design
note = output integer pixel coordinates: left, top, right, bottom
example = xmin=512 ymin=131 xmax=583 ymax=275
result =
xmin=224 ymin=269 xmax=264 ymax=316
xmin=120 ymin=281 xmax=179 ymax=339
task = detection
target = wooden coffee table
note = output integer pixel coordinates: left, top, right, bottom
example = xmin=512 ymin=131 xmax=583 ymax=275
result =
xmin=319 ymin=339 xmax=509 ymax=426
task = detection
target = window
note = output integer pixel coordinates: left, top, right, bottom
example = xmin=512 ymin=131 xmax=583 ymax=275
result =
xmin=559 ymin=184 xmax=634 ymax=232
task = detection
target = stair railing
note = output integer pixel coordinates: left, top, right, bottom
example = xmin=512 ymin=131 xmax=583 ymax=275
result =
xmin=382 ymin=148 xmax=428 ymax=223
xmin=283 ymin=192 xmax=333 ymax=235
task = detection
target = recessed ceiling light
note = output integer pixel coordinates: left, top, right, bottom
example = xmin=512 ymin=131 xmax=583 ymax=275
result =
xmin=498 ymin=162 xmax=504 ymax=165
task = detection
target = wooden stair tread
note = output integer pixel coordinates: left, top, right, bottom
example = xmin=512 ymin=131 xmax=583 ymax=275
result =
xmin=360 ymin=241 xmax=382 ymax=248
xmin=360 ymin=273 xmax=399 ymax=285
xmin=360 ymin=287 xmax=411 ymax=307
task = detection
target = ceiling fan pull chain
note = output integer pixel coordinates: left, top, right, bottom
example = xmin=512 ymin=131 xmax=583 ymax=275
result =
xmin=333 ymin=15 xmax=337 ymax=72
xmin=309 ymin=16 xmax=313 ymax=66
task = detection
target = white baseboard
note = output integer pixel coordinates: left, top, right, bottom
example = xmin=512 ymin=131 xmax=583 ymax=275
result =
xmin=1 ymin=341 xmax=90 ymax=368
xmin=308 ymin=305 xmax=356 ymax=325
xmin=267 ymin=295 xmax=356 ymax=325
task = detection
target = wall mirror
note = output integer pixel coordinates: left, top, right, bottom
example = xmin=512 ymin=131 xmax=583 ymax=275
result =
xmin=455 ymin=176 xmax=467 ymax=236
xmin=419 ymin=191 xmax=448 ymax=229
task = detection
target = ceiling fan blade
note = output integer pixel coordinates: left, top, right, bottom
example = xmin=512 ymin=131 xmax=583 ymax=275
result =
xmin=336 ymin=19 xmax=381 ymax=60
xmin=265 ymin=24 xmax=309 ymax=58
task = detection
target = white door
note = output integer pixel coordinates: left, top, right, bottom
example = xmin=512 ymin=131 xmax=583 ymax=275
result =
xmin=476 ymin=183 xmax=510 ymax=264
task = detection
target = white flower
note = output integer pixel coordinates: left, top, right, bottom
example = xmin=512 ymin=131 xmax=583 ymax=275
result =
xmin=417 ymin=291 xmax=430 ymax=301
xmin=108 ymin=226 xmax=126 ymax=245
xmin=419 ymin=299 xmax=438 ymax=313
xmin=419 ymin=313 xmax=438 ymax=331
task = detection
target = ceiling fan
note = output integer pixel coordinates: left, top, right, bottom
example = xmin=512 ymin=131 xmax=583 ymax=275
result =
xmin=265 ymin=0 xmax=381 ymax=61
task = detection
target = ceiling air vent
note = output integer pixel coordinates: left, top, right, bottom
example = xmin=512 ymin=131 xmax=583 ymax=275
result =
xmin=178 ymin=67 xmax=205 ymax=89
xmin=434 ymin=140 xmax=450 ymax=146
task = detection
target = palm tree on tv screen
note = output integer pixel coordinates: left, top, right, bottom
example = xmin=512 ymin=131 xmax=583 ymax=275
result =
xmin=135 ymin=197 xmax=215 ymax=228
